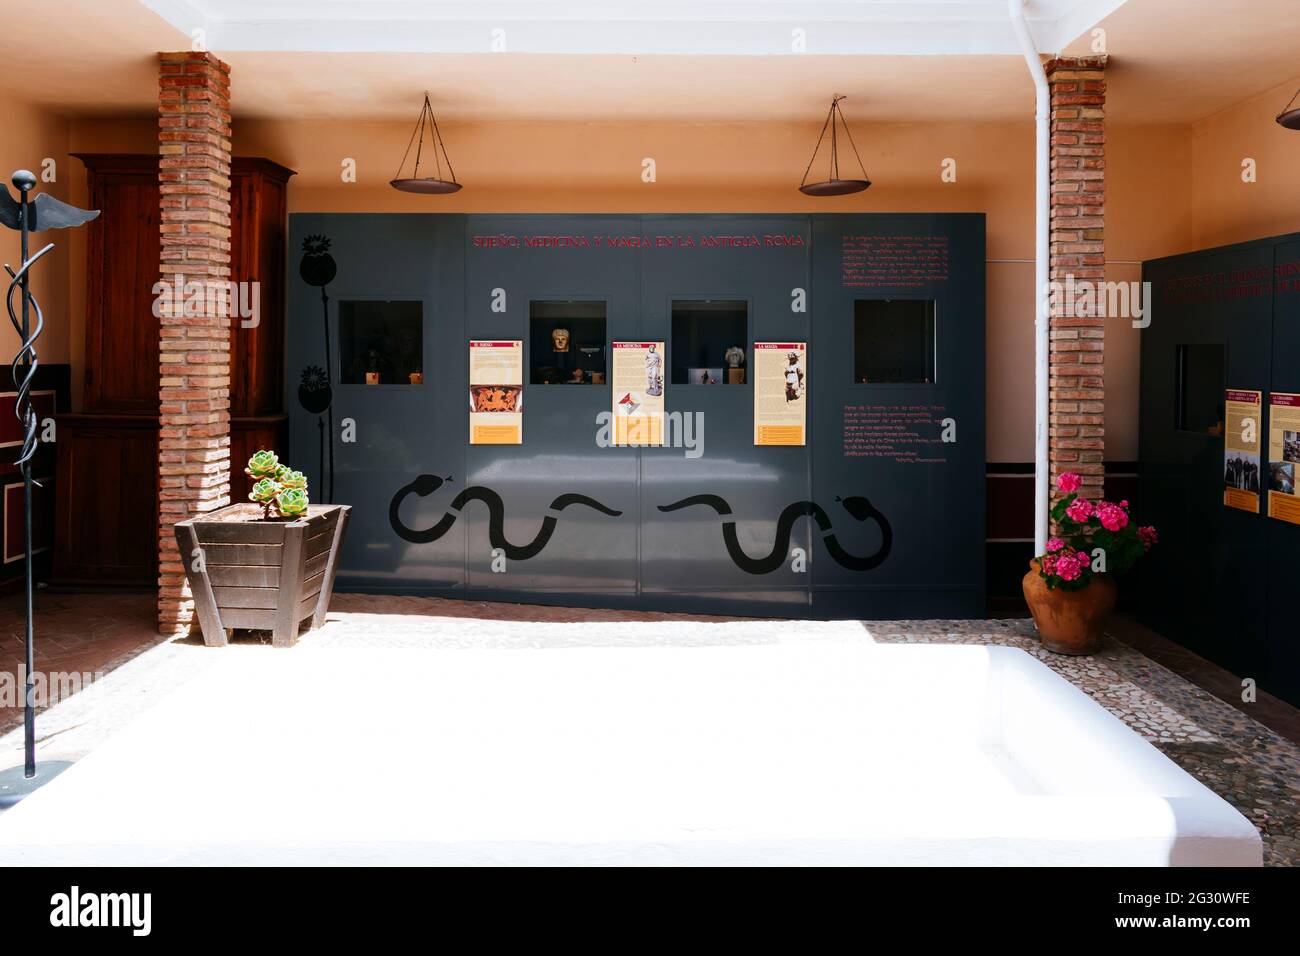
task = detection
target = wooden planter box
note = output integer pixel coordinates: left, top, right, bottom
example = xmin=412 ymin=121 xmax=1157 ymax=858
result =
xmin=174 ymin=503 xmax=351 ymax=647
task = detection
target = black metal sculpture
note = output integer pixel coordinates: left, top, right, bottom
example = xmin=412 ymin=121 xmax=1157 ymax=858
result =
xmin=1 ymin=170 xmax=98 ymax=781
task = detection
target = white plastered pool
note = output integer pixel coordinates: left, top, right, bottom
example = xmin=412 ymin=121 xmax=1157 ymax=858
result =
xmin=0 ymin=641 xmax=1261 ymax=865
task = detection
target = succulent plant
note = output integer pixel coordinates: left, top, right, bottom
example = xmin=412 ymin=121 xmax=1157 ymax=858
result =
xmin=249 ymin=477 xmax=280 ymax=504
xmin=279 ymin=470 xmax=308 ymax=491
xmin=245 ymin=449 xmax=281 ymax=481
xmin=245 ymin=451 xmax=312 ymax=520
xmin=276 ymin=488 xmax=309 ymax=519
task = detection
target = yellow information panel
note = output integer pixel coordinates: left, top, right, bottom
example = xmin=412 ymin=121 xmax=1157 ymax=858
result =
xmin=611 ymin=341 xmax=664 ymax=446
xmin=468 ymin=340 xmax=523 ymax=445
xmin=754 ymin=342 xmax=807 ymax=446
xmin=1223 ymin=388 xmax=1262 ymax=513
xmin=1267 ymin=391 xmax=1300 ymax=525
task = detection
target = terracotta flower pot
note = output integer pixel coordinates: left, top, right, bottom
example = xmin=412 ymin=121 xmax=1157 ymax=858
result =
xmin=1022 ymin=559 xmax=1117 ymax=656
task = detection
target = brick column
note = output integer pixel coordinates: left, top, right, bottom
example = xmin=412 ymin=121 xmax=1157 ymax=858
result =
xmin=157 ymin=51 xmax=233 ymax=635
xmin=1046 ymin=55 xmax=1107 ymax=503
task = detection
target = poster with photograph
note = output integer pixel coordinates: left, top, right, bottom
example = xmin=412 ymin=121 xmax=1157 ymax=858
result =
xmin=1267 ymin=392 xmax=1300 ymax=525
xmin=1223 ymin=389 xmax=1262 ymax=513
xmin=754 ymin=342 xmax=807 ymax=446
xmin=468 ymin=340 xmax=523 ymax=444
xmin=611 ymin=342 xmax=665 ymax=446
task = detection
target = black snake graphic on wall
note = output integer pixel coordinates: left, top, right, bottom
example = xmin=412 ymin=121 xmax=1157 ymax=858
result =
xmin=390 ymin=476 xmax=890 ymax=572
xmin=657 ymin=494 xmax=892 ymax=574
xmin=389 ymin=475 xmax=622 ymax=560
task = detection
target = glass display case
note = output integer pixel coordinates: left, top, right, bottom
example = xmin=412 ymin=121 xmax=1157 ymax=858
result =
xmin=529 ymin=300 xmax=607 ymax=384
xmin=1175 ymin=343 xmax=1225 ymax=434
xmin=853 ymin=299 xmax=936 ymax=384
xmin=670 ymin=299 xmax=748 ymax=385
xmin=338 ymin=299 xmax=424 ymax=385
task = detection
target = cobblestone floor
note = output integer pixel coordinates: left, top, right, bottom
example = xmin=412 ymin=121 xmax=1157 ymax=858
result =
xmin=1 ymin=593 xmax=1296 ymax=864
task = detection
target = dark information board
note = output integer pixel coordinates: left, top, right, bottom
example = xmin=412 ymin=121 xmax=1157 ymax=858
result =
xmin=1141 ymin=231 xmax=1300 ymax=705
xmin=286 ymin=213 xmax=986 ymax=618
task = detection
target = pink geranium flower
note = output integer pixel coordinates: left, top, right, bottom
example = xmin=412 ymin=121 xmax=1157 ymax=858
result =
xmin=1040 ymin=555 xmax=1057 ymax=575
xmin=1065 ymin=497 xmax=1094 ymax=523
xmin=1057 ymin=473 xmax=1082 ymax=494
xmin=1096 ymin=502 xmax=1129 ymax=532
xmin=1075 ymin=551 xmax=1092 ymax=569
xmin=1056 ymin=555 xmax=1082 ymax=581
xmin=1137 ymin=526 xmax=1159 ymax=551
xmin=1046 ymin=537 xmax=1065 ymax=553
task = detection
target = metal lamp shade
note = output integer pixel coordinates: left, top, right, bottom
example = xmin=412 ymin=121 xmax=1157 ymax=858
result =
xmin=391 ymin=92 xmax=461 ymax=195
xmin=800 ymin=178 xmax=871 ymax=196
xmin=1277 ymin=88 xmax=1300 ymax=130
xmin=390 ymin=178 xmax=463 ymax=194
xmin=799 ymin=95 xmax=872 ymax=197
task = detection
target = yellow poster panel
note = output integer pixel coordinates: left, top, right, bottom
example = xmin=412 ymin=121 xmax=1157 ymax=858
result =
xmin=1267 ymin=392 xmax=1300 ymax=525
xmin=1223 ymin=388 xmax=1262 ymax=513
xmin=468 ymin=340 xmax=523 ymax=445
xmin=754 ymin=342 xmax=807 ymax=446
xmin=611 ymin=342 xmax=665 ymax=446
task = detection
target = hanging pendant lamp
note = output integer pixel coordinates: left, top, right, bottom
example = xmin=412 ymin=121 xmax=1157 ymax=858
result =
xmin=1276 ymin=87 xmax=1300 ymax=130
xmin=391 ymin=92 xmax=462 ymax=194
xmin=799 ymin=94 xmax=871 ymax=196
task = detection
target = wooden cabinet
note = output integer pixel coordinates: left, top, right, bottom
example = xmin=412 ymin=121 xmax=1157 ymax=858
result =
xmin=52 ymin=155 xmax=295 ymax=589
xmin=76 ymin=154 xmax=161 ymax=415
xmin=52 ymin=415 xmax=159 ymax=587
xmin=230 ymin=158 xmax=295 ymax=472
xmin=230 ymin=158 xmax=293 ymax=422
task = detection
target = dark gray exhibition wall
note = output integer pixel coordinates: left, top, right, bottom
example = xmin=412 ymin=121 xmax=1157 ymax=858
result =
xmin=286 ymin=214 xmax=986 ymax=618
xmin=1140 ymin=231 xmax=1300 ymax=706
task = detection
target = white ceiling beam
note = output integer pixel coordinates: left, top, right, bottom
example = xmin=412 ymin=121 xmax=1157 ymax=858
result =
xmin=139 ymin=0 xmax=1129 ymax=56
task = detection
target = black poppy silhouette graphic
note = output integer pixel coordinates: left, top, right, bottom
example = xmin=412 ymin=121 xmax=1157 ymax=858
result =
xmin=298 ymin=235 xmax=337 ymax=503
xmin=299 ymin=234 xmax=337 ymax=287
xmin=657 ymin=493 xmax=892 ymax=574
xmin=389 ymin=475 xmax=622 ymax=560
xmin=298 ymin=364 xmax=332 ymax=415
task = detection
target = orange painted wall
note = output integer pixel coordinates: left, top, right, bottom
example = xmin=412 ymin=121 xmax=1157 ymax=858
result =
xmin=0 ymin=95 xmax=71 ymax=366
xmin=1188 ymin=75 xmax=1300 ymax=250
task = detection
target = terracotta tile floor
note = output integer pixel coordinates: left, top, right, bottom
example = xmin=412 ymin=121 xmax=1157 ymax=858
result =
xmin=0 ymin=592 xmax=162 ymax=734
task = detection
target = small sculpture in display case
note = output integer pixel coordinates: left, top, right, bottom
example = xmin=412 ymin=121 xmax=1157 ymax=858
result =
xmin=724 ymin=344 xmax=746 ymax=383
xmin=551 ymin=327 xmax=571 ymax=352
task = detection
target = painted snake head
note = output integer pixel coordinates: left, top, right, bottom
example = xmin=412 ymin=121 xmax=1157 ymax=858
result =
xmin=836 ymin=495 xmax=874 ymax=521
xmin=389 ymin=475 xmax=458 ymax=544
xmin=408 ymin=474 xmax=452 ymax=498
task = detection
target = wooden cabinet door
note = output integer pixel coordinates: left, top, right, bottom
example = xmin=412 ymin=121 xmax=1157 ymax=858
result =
xmin=79 ymin=156 xmax=161 ymax=414
xmin=230 ymin=159 xmax=293 ymax=417
xmin=52 ymin=415 xmax=159 ymax=586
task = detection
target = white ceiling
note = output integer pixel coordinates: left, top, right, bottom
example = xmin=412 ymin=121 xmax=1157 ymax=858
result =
xmin=141 ymin=0 xmax=1129 ymax=55
xmin=0 ymin=1 xmax=1296 ymax=126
